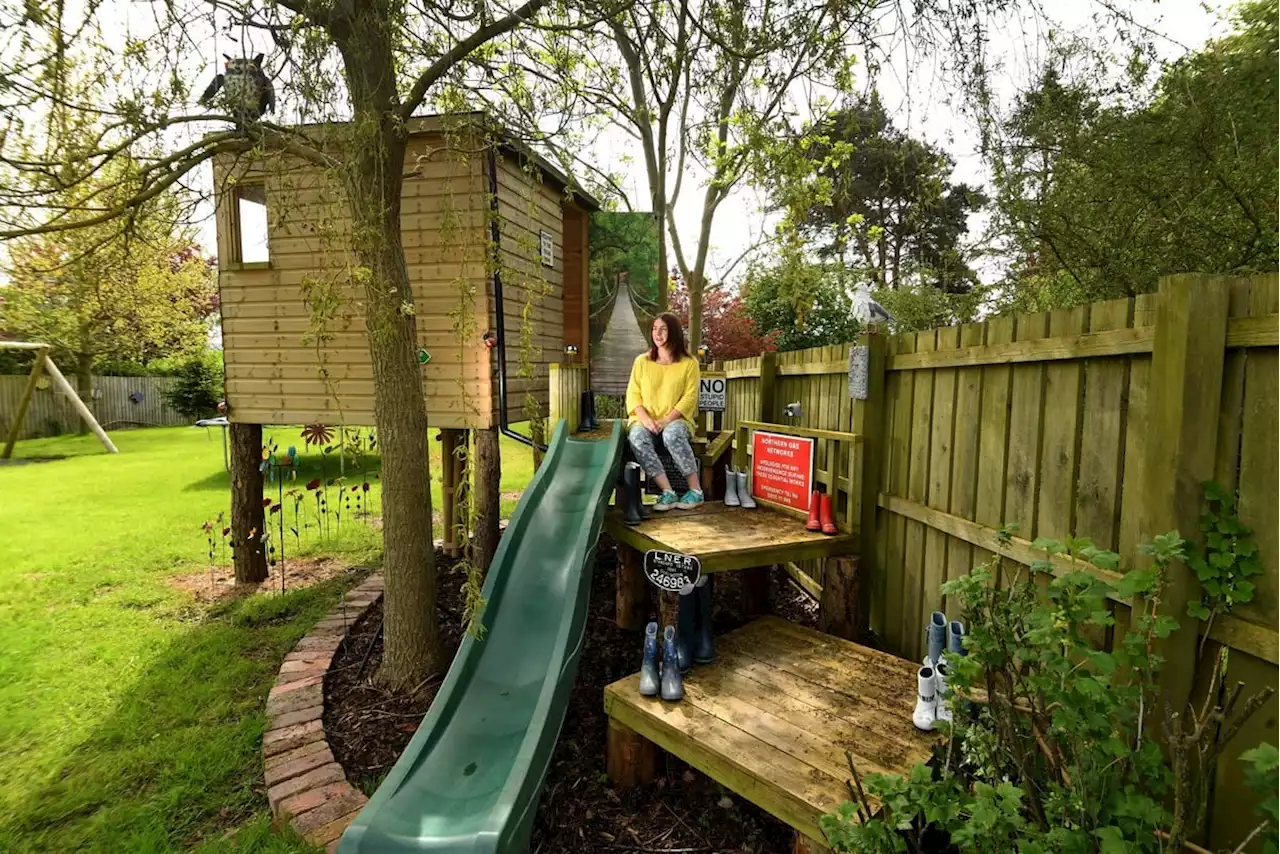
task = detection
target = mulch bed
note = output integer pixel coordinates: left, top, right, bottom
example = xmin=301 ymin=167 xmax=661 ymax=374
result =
xmin=324 ymin=534 xmax=824 ymax=854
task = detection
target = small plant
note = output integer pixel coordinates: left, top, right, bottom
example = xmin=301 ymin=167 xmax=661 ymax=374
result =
xmin=1186 ymin=480 xmax=1262 ymax=657
xmin=162 ymin=353 xmax=224 ymax=419
xmin=819 ymin=529 xmax=1275 ymax=854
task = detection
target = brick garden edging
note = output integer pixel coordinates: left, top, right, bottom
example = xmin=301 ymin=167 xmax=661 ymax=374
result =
xmin=262 ymin=573 xmax=384 ymax=853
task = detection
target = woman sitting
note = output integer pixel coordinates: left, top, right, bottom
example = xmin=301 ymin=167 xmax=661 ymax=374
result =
xmin=625 ymin=313 xmax=704 ymax=511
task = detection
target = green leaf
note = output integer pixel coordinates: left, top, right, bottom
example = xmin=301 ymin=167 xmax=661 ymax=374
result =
xmin=1095 ymin=826 xmax=1129 ymax=853
xmin=1116 ymin=568 xmax=1156 ymax=598
xmin=1187 ymin=600 xmax=1211 ymax=620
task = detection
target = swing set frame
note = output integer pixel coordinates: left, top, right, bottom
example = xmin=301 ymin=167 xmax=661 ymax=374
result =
xmin=1 ymin=341 xmax=118 ymax=459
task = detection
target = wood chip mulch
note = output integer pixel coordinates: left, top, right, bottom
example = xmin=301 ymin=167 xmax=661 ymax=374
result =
xmin=324 ymin=534 xmax=825 ymax=854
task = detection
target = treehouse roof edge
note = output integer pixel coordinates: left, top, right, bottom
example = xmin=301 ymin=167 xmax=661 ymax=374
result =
xmin=212 ymin=109 xmax=603 ymax=212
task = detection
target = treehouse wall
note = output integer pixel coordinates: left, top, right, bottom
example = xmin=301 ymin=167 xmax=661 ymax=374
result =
xmin=211 ymin=125 xmax=581 ymax=435
xmin=488 ymin=151 xmax=568 ymax=431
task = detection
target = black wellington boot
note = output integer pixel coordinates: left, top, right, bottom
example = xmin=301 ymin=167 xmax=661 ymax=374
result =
xmin=693 ymin=576 xmax=715 ymax=664
xmin=621 ymin=464 xmax=643 ymax=526
xmin=631 ymin=464 xmax=651 ymax=520
xmin=579 ymin=391 xmax=599 ymax=431
xmin=676 ymin=587 xmax=696 ymax=673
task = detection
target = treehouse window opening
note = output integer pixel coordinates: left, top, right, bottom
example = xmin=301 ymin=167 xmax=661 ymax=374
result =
xmin=233 ymin=183 xmax=270 ymax=265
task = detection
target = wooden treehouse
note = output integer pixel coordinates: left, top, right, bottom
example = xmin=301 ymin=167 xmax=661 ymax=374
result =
xmin=211 ymin=111 xmax=599 ymax=434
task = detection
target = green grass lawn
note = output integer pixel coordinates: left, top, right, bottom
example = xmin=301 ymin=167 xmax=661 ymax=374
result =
xmin=0 ymin=424 xmax=538 ymax=852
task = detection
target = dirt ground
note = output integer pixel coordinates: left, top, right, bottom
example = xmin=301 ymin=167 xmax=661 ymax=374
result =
xmin=167 ymin=555 xmax=359 ymax=603
xmin=323 ymin=534 xmax=825 ymax=854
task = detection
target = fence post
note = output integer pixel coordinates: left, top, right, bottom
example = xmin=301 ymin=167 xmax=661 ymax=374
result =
xmin=853 ymin=334 xmax=887 ymax=636
xmin=758 ymin=351 xmax=778 ymax=423
xmin=1143 ymin=273 xmax=1230 ymax=718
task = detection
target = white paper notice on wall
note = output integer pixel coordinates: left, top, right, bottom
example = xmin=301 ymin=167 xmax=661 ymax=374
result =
xmin=849 ymin=345 xmax=869 ymax=400
xmin=540 ymin=231 xmax=554 ymax=267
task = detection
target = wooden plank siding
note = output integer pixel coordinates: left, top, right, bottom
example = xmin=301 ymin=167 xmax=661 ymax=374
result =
xmin=662 ymin=275 xmax=1274 ymax=848
xmin=212 ymin=115 xmax=591 ymax=431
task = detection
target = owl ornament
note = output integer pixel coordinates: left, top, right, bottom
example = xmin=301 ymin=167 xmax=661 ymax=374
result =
xmin=199 ymin=53 xmax=276 ymax=127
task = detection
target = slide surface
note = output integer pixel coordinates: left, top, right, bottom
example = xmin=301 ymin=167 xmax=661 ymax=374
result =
xmin=339 ymin=419 xmax=624 ymax=854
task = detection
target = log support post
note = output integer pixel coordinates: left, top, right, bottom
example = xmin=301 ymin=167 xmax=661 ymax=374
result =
xmin=616 ymin=542 xmax=649 ymax=630
xmin=606 ymin=719 xmax=656 ymax=788
xmin=819 ymin=556 xmax=862 ymax=641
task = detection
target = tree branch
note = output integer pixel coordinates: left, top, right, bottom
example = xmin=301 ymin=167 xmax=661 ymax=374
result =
xmin=399 ymin=0 xmax=549 ymax=121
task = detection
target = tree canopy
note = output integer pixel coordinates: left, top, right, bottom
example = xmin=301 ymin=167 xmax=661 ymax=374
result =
xmin=984 ymin=0 xmax=1278 ymax=311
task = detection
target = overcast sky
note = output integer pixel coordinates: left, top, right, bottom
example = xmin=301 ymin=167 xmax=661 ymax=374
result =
xmin=164 ymin=1 xmax=1236 ymax=288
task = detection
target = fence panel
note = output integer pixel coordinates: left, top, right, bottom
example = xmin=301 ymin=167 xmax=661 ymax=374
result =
xmin=0 ymin=373 xmax=190 ymax=441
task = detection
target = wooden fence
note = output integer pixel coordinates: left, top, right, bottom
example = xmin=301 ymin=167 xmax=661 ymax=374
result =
xmin=549 ymin=273 xmax=1277 ymax=848
xmin=0 ymin=374 xmax=191 ymax=440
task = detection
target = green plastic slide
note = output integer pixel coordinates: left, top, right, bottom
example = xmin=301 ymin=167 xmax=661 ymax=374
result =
xmin=338 ymin=419 xmax=625 ymax=854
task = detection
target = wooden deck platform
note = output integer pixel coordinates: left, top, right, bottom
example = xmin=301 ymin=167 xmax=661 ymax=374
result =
xmin=604 ymin=616 xmax=937 ymax=848
xmin=605 ymin=500 xmax=857 ymax=574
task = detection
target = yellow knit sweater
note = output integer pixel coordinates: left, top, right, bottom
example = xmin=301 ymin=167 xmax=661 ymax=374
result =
xmin=625 ymin=353 xmax=700 ymax=429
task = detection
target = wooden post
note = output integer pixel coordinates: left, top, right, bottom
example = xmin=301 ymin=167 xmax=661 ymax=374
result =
xmin=548 ymin=363 xmax=583 ymax=434
xmin=819 ymin=556 xmax=861 ymax=641
xmin=41 ymin=356 xmax=118 ymax=453
xmin=854 ymin=334 xmax=886 ymax=636
xmin=474 ymin=426 xmax=501 ymax=571
xmin=741 ymin=566 xmax=771 ymax=619
xmin=794 ymin=832 xmax=834 ymax=854
xmin=616 ymin=543 xmax=649 ymax=630
xmin=606 ymin=719 xmax=656 ymax=787
xmin=440 ymin=429 xmax=458 ymax=556
xmin=758 ymin=351 xmax=778 ymax=423
xmin=2 ymin=350 xmax=47 ymax=459
xmin=1142 ymin=274 xmax=1230 ymax=719
xmin=453 ymin=431 xmax=470 ymax=556
xmin=230 ymin=421 xmax=268 ymax=584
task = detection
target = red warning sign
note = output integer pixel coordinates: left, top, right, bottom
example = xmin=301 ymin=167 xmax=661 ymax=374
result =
xmin=750 ymin=430 xmax=816 ymax=513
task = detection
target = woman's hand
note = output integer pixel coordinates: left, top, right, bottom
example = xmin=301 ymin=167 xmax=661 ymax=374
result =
xmin=635 ymin=406 xmax=661 ymax=434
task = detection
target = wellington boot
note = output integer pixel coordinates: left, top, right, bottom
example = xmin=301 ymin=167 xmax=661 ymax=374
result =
xmin=639 ymin=621 xmax=660 ymax=697
xmin=806 ymin=490 xmax=822 ymax=531
xmin=676 ymin=586 xmax=696 ymax=673
xmin=723 ymin=466 xmax=741 ymax=507
xmin=660 ymin=626 xmax=684 ymax=701
xmin=820 ymin=492 xmax=837 ymax=535
xmin=693 ymin=576 xmax=714 ymax=664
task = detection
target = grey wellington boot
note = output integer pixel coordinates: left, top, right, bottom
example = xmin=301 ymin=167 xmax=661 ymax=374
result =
xmin=676 ymin=587 xmax=696 ymax=672
xmin=925 ymin=611 xmax=947 ymax=668
xmin=735 ymin=471 xmax=757 ymax=509
xmin=693 ymin=576 xmax=715 ymax=664
xmin=639 ymin=621 xmax=660 ymax=697
xmin=724 ymin=466 xmax=741 ymax=507
xmin=948 ymin=620 xmax=966 ymax=657
xmin=660 ymin=625 xmax=684 ymax=701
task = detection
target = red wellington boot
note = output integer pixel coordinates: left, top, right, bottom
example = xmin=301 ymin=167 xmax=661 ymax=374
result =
xmin=806 ymin=490 xmax=822 ymax=531
xmin=820 ymin=492 xmax=837 ymax=535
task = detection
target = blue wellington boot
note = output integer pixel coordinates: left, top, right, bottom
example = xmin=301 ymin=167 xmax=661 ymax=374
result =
xmin=693 ymin=576 xmax=714 ymax=664
xmin=925 ymin=611 xmax=947 ymax=668
xmin=948 ymin=620 xmax=966 ymax=657
xmin=639 ymin=621 xmax=660 ymax=697
xmin=676 ymin=587 xmax=696 ymax=673
xmin=660 ymin=625 xmax=684 ymax=701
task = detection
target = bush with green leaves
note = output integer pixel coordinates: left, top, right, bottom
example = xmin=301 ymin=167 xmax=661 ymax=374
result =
xmin=161 ymin=352 xmax=225 ymax=419
xmin=1187 ymin=480 xmax=1263 ymax=657
xmin=820 ymin=530 xmax=1275 ymax=854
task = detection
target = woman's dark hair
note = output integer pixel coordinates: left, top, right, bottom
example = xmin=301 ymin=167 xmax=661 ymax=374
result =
xmin=648 ymin=312 xmax=690 ymax=362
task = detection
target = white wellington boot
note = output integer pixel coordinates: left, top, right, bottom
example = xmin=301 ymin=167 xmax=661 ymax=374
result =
xmin=723 ymin=465 xmax=740 ymax=507
xmin=913 ymin=666 xmax=937 ymax=731
xmin=934 ymin=661 xmax=952 ymax=726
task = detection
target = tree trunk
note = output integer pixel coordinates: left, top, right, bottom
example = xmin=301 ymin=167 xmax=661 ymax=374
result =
xmin=474 ymin=426 xmax=501 ymax=572
xmin=75 ymin=351 xmax=93 ymax=435
xmin=337 ymin=18 xmax=441 ymax=692
xmin=230 ymin=421 xmax=268 ymax=584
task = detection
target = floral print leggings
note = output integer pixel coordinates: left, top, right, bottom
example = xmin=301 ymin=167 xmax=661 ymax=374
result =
xmin=628 ymin=421 xmax=698 ymax=485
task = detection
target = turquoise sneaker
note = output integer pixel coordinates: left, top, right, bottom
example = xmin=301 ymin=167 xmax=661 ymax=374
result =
xmin=675 ymin=489 xmax=704 ymax=510
xmin=653 ymin=490 xmax=680 ymax=512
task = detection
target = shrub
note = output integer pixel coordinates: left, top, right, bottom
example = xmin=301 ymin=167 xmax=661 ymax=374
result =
xmin=162 ymin=353 xmax=225 ymax=419
xmin=820 ymin=530 xmax=1276 ymax=853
